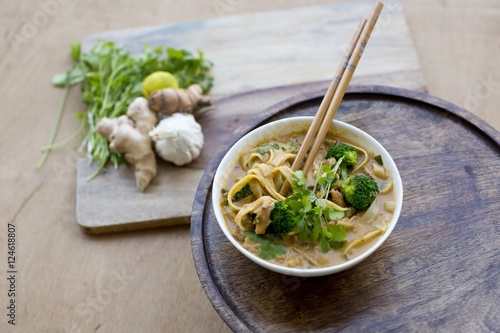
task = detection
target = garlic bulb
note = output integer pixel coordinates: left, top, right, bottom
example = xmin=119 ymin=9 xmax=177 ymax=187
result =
xmin=149 ymin=113 xmax=204 ymax=166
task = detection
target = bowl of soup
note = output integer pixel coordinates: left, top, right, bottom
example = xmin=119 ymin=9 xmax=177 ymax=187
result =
xmin=212 ymin=117 xmax=403 ymax=277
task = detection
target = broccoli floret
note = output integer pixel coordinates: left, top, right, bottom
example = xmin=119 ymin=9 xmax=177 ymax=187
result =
xmin=341 ymin=175 xmax=379 ymax=210
xmin=326 ymin=144 xmax=358 ymax=180
xmin=266 ymin=201 xmax=295 ymax=238
xmin=231 ymin=183 xmax=252 ymax=201
xmin=326 ymin=144 xmax=357 ymax=168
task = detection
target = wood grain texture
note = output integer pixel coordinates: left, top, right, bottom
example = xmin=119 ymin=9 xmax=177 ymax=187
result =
xmin=191 ymin=85 xmax=500 ymax=332
xmin=77 ymin=0 xmax=427 ymax=232
xmin=82 ymin=0 xmax=424 ymax=100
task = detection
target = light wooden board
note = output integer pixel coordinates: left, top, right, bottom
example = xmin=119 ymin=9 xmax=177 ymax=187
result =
xmin=77 ymin=0 xmax=426 ymax=233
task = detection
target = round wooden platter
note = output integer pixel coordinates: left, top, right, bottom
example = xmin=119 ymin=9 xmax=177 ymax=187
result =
xmin=191 ymin=85 xmax=500 ymax=333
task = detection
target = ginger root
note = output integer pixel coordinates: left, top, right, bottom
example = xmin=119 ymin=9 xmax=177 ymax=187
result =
xmin=126 ymin=97 xmax=157 ymax=136
xmin=148 ymin=83 xmax=211 ymax=115
xmin=96 ymin=98 xmax=158 ymax=191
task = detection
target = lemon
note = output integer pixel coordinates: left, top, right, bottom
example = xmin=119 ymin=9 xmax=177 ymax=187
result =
xmin=142 ymin=71 xmax=179 ymax=98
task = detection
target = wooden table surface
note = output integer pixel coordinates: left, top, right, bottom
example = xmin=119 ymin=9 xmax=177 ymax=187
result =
xmin=1 ymin=0 xmax=499 ymax=332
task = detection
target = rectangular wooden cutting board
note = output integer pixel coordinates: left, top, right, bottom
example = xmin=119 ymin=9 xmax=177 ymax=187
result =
xmin=76 ymin=0 xmax=426 ymax=233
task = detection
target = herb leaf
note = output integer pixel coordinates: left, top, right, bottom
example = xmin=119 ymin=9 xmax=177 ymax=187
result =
xmin=232 ymin=183 xmax=252 ymax=201
xmin=326 ymin=207 xmax=344 ymax=221
xmin=319 ymin=235 xmax=331 ymax=253
xmin=244 ymin=231 xmax=266 ymax=243
xmin=50 ymin=65 xmax=85 ymax=87
xmin=244 ymin=231 xmax=287 ymax=260
xmin=291 ymin=170 xmax=308 ymax=193
xmin=260 ymin=241 xmax=287 ymax=260
xmin=329 ymin=241 xmax=345 ymax=249
xmin=71 ymin=39 xmax=81 ymax=61
xmin=328 ymin=225 xmax=346 ymax=242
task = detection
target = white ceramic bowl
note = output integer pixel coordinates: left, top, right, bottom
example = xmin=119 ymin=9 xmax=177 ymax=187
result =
xmin=212 ymin=117 xmax=403 ymax=277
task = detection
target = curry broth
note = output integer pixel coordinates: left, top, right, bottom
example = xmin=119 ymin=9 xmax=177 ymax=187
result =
xmin=220 ymin=130 xmax=395 ymax=269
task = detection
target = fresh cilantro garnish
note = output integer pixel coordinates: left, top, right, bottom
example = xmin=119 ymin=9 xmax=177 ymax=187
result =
xmin=291 ymin=170 xmax=308 ymax=193
xmin=260 ymin=241 xmax=287 ymax=260
xmin=319 ymin=225 xmax=347 ymax=253
xmin=286 ymin=158 xmax=346 ymax=253
xmin=244 ymin=231 xmax=287 ymax=260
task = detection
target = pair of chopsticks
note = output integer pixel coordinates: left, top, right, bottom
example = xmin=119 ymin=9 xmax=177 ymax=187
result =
xmin=280 ymin=1 xmax=384 ymax=196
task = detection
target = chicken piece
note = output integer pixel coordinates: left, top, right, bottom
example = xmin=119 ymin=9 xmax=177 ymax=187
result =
xmin=326 ymin=157 xmax=336 ymax=166
xmin=329 ymin=189 xmax=346 ymax=207
xmin=234 ymin=196 xmax=276 ymax=232
xmin=254 ymin=199 xmax=274 ymax=234
xmin=362 ymin=165 xmax=376 ymax=179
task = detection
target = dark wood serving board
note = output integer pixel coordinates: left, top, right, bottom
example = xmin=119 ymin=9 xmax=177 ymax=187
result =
xmin=191 ymin=85 xmax=500 ymax=333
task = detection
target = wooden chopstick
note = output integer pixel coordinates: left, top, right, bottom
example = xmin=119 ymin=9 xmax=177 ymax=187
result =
xmin=279 ymin=1 xmax=383 ymax=196
xmin=300 ymin=1 xmax=384 ymax=178
xmin=278 ymin=18 xmax=367 ymax=196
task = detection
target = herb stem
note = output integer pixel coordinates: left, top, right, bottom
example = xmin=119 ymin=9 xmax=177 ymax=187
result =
xmin=37 ymin=76 xmax=71 ymax=168
xmin=193 ymin=105 xmax=216 ymax=117
xmin=312 ymin=162 xmax=323 ymax=195
xmin=86 ymin=157 xmax=107 ymax=181
xmin=41 ymin=117 xmax=86 ymax=151
xmin=99 ymin=62 xmax=129 ymax=117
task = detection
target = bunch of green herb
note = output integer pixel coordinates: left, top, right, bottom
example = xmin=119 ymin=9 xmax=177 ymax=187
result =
xmin=285 ymin=158 xmax=347 ymax=253
xmin=38 ymin=39 xmax=214 ymax=179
